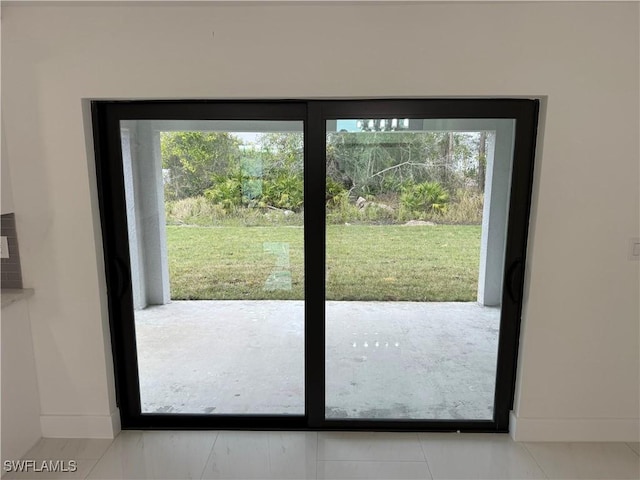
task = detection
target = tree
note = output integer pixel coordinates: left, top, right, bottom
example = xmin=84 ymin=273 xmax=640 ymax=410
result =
xmin=161 ymin=131 xmax=242 ymax=200
xmin=256 ymin=132 xmax=304 ymax=211
xmin=257 ymin=132 xmax=303 ymax=176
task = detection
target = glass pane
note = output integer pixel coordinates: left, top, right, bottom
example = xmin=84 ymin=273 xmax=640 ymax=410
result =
xmin=325 ymin=118 xmax=514 ymax=420
xmin=120 ymin=120 xmax=305 ymax=415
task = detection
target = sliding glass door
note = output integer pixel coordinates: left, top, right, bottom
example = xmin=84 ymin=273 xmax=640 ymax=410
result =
xmin=324 ymin=117 xmax=515 ymax=421
xmin=92 ymin=99 xmax=538 ymax=431
xmin=119 ymin=119 xmax=305 ymax=416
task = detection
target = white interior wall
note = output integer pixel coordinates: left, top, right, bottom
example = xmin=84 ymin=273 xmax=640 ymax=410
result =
xmin=1 ymin=5 xmax=42 ymax=463
xmin=1 ymin=1 xmax=638 ymax=441
xmin=1 ymin=123 xmax=15 ymax=215
xmin=1 ymin=299 xmax=42 ymax=466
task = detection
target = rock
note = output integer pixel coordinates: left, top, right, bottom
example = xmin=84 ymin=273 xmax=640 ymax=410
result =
xmin=403 ymin=220 xmax=437 ymax=226
xmin=376 ymin=203 xmax=394 ymax=213
xmin=355 ymin=196 xmax=394 ymax=213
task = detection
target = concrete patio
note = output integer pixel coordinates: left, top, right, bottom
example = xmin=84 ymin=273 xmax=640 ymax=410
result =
xmin=135 ymin=301 xmax=500 ymax=420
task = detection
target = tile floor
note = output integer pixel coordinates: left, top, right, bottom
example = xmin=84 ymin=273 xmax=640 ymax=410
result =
xmin=3 ymin=431 xmax=639 ymax=479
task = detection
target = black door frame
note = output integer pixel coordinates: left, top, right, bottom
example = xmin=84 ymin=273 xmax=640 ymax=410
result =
xmin=91 ymin=98 xmax=539 ymax=432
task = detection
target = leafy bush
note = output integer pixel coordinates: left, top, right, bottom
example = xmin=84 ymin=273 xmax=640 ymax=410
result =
xmin=205 ymin=175 xmax=244 ymax=211
xmin=400 ymin=181 xmax=450 ymax=218
xmin=205 ymin=170 xmax=304 ymax=213
xmin=262 ymin=174 xmax=304 ymax=211
xmin=173 ymin=180 xmax=482 ymax=227
xmin=326 ymin=195 xmax=358 ymax=224
xmin=326 ymin=177 xmax=348 ymax=205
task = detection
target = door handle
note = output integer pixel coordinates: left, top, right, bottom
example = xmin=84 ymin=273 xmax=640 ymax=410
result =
xmin=506 ymin=258 xmax=523 ymax=303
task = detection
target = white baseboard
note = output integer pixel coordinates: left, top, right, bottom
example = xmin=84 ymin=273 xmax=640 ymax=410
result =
xmin=510 ymin=411 xmax=640 ymax=442
xmin=40 ymin=409 xmax=120 ymax=439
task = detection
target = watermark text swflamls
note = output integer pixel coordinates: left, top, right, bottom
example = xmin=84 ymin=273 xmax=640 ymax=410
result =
xmin=4 ymin=460 xmax=78 ymax=473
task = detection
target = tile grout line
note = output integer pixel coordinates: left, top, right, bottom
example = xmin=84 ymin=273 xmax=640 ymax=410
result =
xmin=416 ymin=434 xmax=435 ymax=480
xmin=83 ymin=434 xmax=120 ymax=480
xmin=315 ymin=432 xmax=319 ymax=480
xmin=266 ymin=433 xmax=273 ymax=478
xmin=314 ymin=460 xmax=439 ymax=464
xmin=624 ymin=442 xmax=640 ymax=457
xmin=520 ymin=442 xmax=551 ymax=480
xmin=198 ymin=431 xmax=220 ymax=480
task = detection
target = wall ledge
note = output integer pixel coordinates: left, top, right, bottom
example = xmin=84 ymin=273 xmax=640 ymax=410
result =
xmin=40 ymin=409 xmax=120 ymax=439
xmin=510 ymin=411 xmax=640 ymax=442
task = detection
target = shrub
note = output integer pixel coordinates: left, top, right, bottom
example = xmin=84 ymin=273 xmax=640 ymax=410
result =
xmin=205 ymin=171 xmax=304 ymax=213
xmin=165 ymin=196 xmax=305 ymax=227
xmin=205 ymin=175 xmax=244 ymax=211
xmin=326 ymin=177 xmax=348 ymax=205
xmin=262 ymin=173 xmax=304 ymax=211
xmin=400 ymin=181 xmax=450 ymax=218
xmin=165 ymin=196 xmax=226 ymax=226
xmin=360 ymin=203 xmax=395 ymax=223
xmin=326 ymin=191 xmax=356 ymax=224
xmin=441 ymin=189 xmax=484 ymax=224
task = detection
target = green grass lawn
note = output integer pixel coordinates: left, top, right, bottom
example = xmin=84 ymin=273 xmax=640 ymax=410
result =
xmin=167 ymin=224 xmax=481 ymax=302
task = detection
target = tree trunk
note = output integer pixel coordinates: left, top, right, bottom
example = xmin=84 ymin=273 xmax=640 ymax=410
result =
xmin=444 ymin=132 xmax=454 ymax=186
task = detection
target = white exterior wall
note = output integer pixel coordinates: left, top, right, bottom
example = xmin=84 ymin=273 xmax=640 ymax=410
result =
xmin=1 ymin=1 xmax=638 ymax=440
